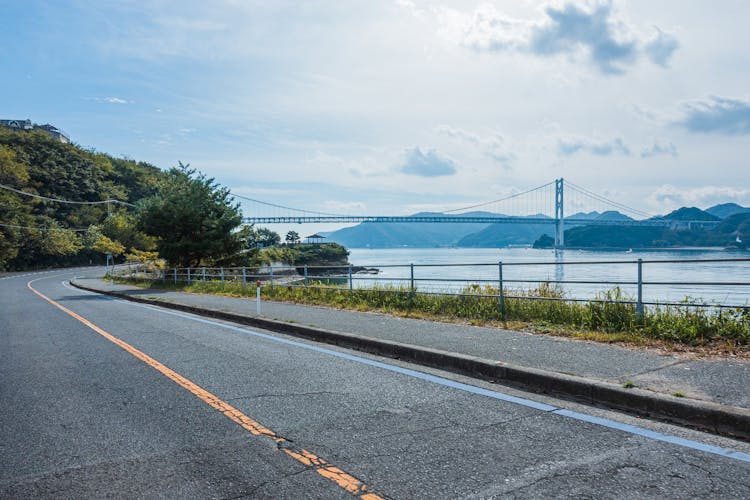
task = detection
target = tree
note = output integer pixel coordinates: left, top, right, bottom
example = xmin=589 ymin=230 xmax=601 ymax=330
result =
xmin=84 ymin=225 xmax=125 ymax=257
xmin=136 ymin=164 xmax=243 ymax=267
xmin=0 ymin=144 xmax=31 ymax=269
xmin=256 ymin=227 xmax=280 ymax=247
xmin=285 ymin=230 xmax=300 ymax=245
xmin=100 ymin=210 xmax=156 ymax=253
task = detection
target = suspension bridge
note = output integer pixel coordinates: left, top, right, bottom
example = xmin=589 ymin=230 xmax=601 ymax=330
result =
xmin=237 ymin=179 xmax=720 ymax=248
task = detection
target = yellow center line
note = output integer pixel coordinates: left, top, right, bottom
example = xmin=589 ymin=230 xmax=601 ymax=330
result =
xmin=28 ymin=279 xmax=384 ymax=500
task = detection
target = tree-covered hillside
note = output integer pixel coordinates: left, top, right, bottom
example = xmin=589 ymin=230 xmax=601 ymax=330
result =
xmin=0 ymin=128 xmax=352 ymax=271
xmin=0 ymin=128 xmax=164 ymax=270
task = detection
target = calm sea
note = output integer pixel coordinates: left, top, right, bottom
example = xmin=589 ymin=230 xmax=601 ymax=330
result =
xmin=346 ymin=248 xmax=750 ymax=306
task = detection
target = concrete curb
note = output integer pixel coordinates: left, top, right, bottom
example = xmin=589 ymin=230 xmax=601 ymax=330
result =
xmin=72 ymin=280 xmax=750 ymax=441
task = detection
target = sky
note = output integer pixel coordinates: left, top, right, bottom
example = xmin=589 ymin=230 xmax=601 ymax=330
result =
xmin=2 ymin=0 xmax=750 ymax=234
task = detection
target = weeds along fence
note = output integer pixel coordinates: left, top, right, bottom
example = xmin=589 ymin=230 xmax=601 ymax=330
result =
xmin=112 ymin=257 xmax=750 ymax=310
xmin=110 ymin=258 xmax=750 ymax=343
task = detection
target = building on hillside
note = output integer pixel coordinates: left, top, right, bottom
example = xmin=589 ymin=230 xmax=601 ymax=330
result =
xmin=0 ymin=119 xmax=33 ymax=131
xmin=0 ymin=119 xmax=70 ymax=143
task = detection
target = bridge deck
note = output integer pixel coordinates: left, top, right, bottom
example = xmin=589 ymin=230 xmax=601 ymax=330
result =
xmin=243 ymin=215 xmax=720 ymax=228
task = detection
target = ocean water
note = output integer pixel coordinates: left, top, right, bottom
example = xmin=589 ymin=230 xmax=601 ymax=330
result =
xmin=345 ymin=247 xmax=750 ymax=306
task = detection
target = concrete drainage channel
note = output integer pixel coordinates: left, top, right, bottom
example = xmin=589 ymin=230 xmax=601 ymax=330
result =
xmin=71 ymin=280 xmax=750 ymax=442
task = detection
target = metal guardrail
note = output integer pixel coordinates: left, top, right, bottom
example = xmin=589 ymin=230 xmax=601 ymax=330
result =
xmin=111 ymin=257 xmax=750 ymax=313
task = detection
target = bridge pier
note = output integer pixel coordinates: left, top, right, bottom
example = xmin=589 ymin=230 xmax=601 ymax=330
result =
xmin=554 ymin=178 xmax=564 ymax=249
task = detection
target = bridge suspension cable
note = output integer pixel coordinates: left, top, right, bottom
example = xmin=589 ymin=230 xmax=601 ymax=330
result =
xmin=238 ymin=178 xmax=674 ymax=226
xmin=442 ymin=180 xmax=556 ymax=214
xmin=565 ymin=181 xmax=655 ymax=219
xmin=231 ymin=192 xmax=349 ymax=218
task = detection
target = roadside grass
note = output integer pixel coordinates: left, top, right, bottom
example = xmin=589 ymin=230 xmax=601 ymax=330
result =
xmin=112 ymin=277 xmax=750 ymax=353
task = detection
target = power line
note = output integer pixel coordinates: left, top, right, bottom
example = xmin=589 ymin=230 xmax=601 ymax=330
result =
xmin=0 ymin=221 xmax=90 ymax=232
xmin=0 ymin=183 xmax=136 ymax=207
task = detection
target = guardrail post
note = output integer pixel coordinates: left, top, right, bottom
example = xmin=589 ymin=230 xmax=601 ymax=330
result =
xmin=187 ymin=267 xmax=191 ymax=285
xmin=498 ymin=261 xmax=505 ymax=319
xmin=173 ymin=267 xmax=177 ymax=285
xmin=304 ymin=265 xmax=308 ymax=286
xmin=410 ymin=263 xmax=415 ymax=295
xmin=162 ymin=268 xmax=165 ymax=284
xmin=636 ymin=258 xmax=644 ymax=320
xmin=270 ymin=265 xmax=274 ymax=288
xmin=242 ymin=267 xmax=247 ymax=288
xmin=220 ymin=267 xmax=225 ymax=285
xmin=202 ymin=267 xmax=206 ymax=282
xmin=349 ymin=264 xmax=353 ymax=291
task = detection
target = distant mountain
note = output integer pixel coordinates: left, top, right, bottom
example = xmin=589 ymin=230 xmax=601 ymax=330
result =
xmin=706 ymin=203 xmax=750 ymax=219
xmin=705 ymin=213 xmax=750 ymax=248
xmin=657 ymin=207 xmax=719 ymax=222
xmin=324 ymin=211 xmax=497 ymax=248
xmin=326 ymin=209 xmax=640 ymax=248
xmin=596 ymin=210 xmax=634 ymax=221
xmin=534 ymin=211 xmax=750 ymax=249
xmin=566 ymin=211 xmax=600 ymax=220
xmin=534 ymin=226 xmax=670 ymax=249
xmin=456 ymin=215 xmax=553 ymax=247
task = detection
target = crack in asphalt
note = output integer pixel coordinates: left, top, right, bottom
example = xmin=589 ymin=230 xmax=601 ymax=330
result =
xmin=466 ymin=443 xmax=648 ymax=498
xmin=220 ymin=466 xmax=310 ymax=500
xmin=229 ymin=390 xmax=347 ymax=401
xmin=622 ymin=358 xmax=688 ymax=379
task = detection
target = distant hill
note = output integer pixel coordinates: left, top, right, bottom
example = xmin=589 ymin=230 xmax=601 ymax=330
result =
xmin=324 ymin=211 xmax=496 ymax=248
xmin=326 ymin=210 xmax=645 ymax=248
xmin=596 ymin=210 xmax=634 ymax=221
xmin=0 ymin=127 xmax=164 ymax=270
xmin=456 ymin=216 xmax=552 ymax=247
xmin=706 ymin=203 xmax=750 ymax=219
xmin=566 ymin=211 xmax=599 ymax=220
xmin=705 ymin=213 xmax=750 ymax=248
xmin=535 ymin=226 xmax=672 ymax=249
xmin=657 ymin=207 xmax=719 ymax=222
xmin=326 ymin=203 xmax=750 ymax=250
xmin=534 ymin=211 xmax=750 ymax=249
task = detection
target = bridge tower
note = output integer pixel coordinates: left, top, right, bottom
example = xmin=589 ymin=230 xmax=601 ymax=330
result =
xmin=554 ymin=178 xmax=564 ymax=249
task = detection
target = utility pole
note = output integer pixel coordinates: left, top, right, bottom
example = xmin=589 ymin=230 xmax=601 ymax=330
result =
xmin=554 ymin=178 xmax=564 ymax=249
xmin=106 ymin=200 xmax=112 ymax=273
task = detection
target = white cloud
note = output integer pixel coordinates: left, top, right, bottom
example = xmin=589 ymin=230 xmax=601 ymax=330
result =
xmin=91 ymin=96 xmax=131 ymax=104
xmin=649 ymin=185 xmax=750 ymax=211
xmin=676 ymin=96 xmax=750 ymax=135
xmin=436 ymin=125 xmax=516 ymax=169
xmin=640 ymin=139 xmax=677 ymax=158
xmin=558 ymin=136 xmax=630 ymax=156
xmin=399 ymin=147 xmax=458 ymax=177
xmin=322 ymin=200 xmax=367 ymax=213
xmin=645 ymin=27 xmax=679 ymax=67
xmin=420 ymin=1 xmax=679 ymax=75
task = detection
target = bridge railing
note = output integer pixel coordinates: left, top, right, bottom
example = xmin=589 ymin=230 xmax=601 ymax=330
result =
xmin=111 ymin=257 xmax=750 ymax=312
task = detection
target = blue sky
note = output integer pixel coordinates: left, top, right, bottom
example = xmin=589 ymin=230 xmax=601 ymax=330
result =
xmin=2 ymin=0 xmax=750 ymax=233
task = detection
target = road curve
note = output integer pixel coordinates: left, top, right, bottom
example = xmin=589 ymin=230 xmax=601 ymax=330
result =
xmin=2 ymin=269 xmax=749 ymax=498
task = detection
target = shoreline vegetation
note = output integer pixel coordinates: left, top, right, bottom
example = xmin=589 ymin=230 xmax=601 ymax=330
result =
xmin=112 ymin=275 xmax=749 ymax=358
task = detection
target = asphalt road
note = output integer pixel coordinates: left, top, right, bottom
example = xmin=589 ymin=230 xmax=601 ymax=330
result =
xmin=2 ymin=269 xmax=750 ymax=498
